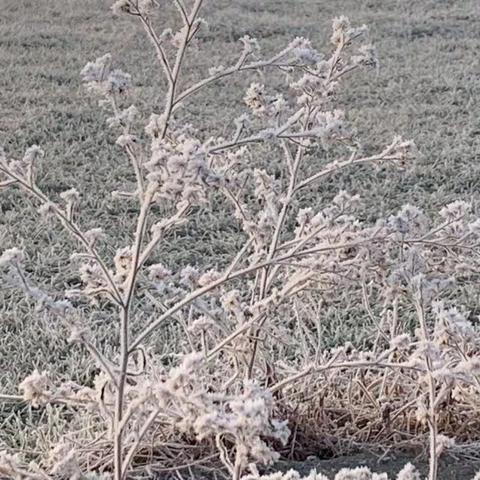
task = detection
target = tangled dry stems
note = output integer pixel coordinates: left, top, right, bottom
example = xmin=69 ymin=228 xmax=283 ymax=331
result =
xmin=1 ymin=1 xmax=480 ymax=479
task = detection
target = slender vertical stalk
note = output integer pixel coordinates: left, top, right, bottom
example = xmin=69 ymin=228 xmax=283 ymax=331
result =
xmin=232 ymin=448 xmax=243 ymax=480
xmin=114 ymin=307 xmax=130 ymax=480
xmin=414 ymin=290 xmax=438 ymax=480
xmin=113 ymin=189 xmax=154 ymax=480
xmin=160 ymin=0 xmax=204 ymax=139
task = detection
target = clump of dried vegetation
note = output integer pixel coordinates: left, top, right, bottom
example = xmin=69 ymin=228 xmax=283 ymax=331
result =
xmin=1 ymin=1 xmax=480 ymax=479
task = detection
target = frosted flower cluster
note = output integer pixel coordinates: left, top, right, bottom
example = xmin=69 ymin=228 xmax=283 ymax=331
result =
xmin=244 ymin=83 xmax=286 ymax=118
xmin=18 ymin=370 xmax=52 ymax=407
xmin=193 ymin=381 xmax=290 ymax=469
xmin=111 ymin=0 xmax=158 ymax=15
xmin=47 ymin=442 xmax=82 ymax=479
xmin=77 ymin=260 xmax=110 ymax=298
xmin=81 ymin=53 xmax=131 ymax=96
xmin=388 ymin=204 xmax=429 ymax=236
xmin=1 ymin=144 xmax=44 ymax=181
xmin=0 ymin=247 xmax=24 ymax=268
xmin=144 ymin=131 xmax=221 ymax=204
xmin=292 ymin=39 xmax=323 ymax=64
xmin=331 ymin=16 xmax=368 ymax=46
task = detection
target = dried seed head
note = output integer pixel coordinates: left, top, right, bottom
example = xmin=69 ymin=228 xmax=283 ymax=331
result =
xmin=0 ymin=247 xmax=24 ymax=268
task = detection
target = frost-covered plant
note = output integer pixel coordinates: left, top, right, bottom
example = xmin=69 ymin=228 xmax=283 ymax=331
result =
xmin=242 ymin=462 xmax=480 ymax=480
xmin=243 ymin=465 xmax=386 ymax=480
xmin=1 ymin=2 xmax=480 ymax=480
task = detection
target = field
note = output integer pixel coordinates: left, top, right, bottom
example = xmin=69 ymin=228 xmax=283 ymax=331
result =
xmin=1 ymin=0 xmax=480 ymax=479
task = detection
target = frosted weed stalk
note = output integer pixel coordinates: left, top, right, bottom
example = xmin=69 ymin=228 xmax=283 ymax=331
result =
xmin=1 ymin=1 xmax=480 ymax=479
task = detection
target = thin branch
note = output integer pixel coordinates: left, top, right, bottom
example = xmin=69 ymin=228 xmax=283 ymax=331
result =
xmin=138 ymin=14 xmax=173 ymax=83
xmin=269 ymin=360 xmax=421 ymax=394
xmin=129 ymin=235 xmax=381 ymax=351
xmin=0 ymin=165 xmax=123 ymax=304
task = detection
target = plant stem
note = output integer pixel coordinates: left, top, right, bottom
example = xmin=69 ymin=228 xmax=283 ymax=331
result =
xmin=415 ymin=292 xmax=438 ymax=480
xmin=114 ymin=306 xmax=129 ymax=480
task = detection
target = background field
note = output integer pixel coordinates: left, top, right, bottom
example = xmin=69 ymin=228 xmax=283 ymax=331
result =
xmin=1 ymin=0 xmax=479 ymax=465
